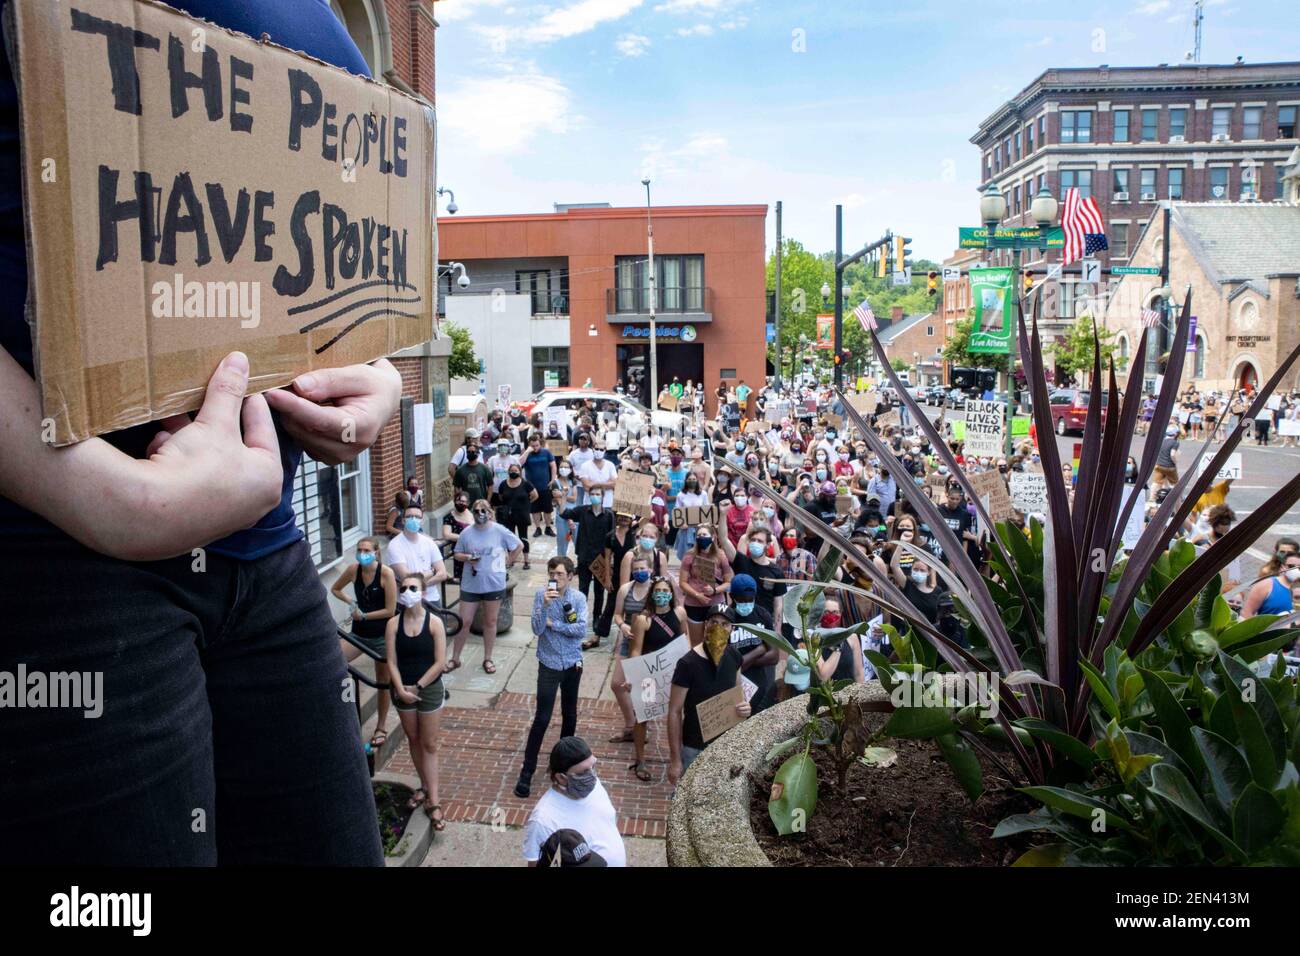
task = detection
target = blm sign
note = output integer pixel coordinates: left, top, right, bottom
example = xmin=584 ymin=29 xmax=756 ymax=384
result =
xmin=8 ymin=0 xmax=435 ymax=444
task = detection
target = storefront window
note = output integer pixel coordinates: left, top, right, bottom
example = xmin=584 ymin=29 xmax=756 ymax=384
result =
xmin=532 ymin=347 xmax=570 ymax=392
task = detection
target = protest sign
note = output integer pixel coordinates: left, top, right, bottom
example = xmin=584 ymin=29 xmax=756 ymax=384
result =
xmin=658 ymin=392 xmax=679 ymax=412
xmin=825 ymin=413 xmax=844 ymax=430
xmin=1120 ymin=484 xmax=1146 ymax=551
xmin=848 ymin=393 xmax=878 ymax=417
xmin=622 ymin=635 xmax=690 ymax=723
xmin=740 ymin=675 xmax=758 ymax=704
xmin=604 ymin=430 xmax=623 ymax=450
xmin=963 ymin=400 xmax=1005 ymax=457
xmin=12 ymin=0 xmax=436 ymax=444
xmin=671 ymin=504 xmax=722 ymax=529
xmin=1009 ymin=472 xmax=1048 ymax=514
xmin=1196 ymin=452 xmax=1243 ymax=482
xmin=588 ymin=553 xmax=612 ymax=591
xmin=1011 ymin=416 xmax=1031 ymax=438
xmin=951 ymin=420 xmax=966 ymax=441
xmin=497 ymin=384 xmax=512 ymax=409
xmin=969 ymin=469 xmax=1013 ymax=527
xmin=613 ymin=470 xmax=655 ymax=519
xmin=696 ymin=685 xmax=744 ymax=743
xmin=745 ymin=420 xmax=765 ymax=435
xmin=835 ymin=494 xmax=854 ymax=515
xmin=543 ymin=406 xmax=568 ymax=435
xmin=877 ymin=410 xmax=901 ymax=428
xmin=1280 ymin=419 xmax=1300 ymax=437
xmin=546 ymin=438 xmax=568 ymax=459
xmin=765 ymin=400 xmax=791 ymax=423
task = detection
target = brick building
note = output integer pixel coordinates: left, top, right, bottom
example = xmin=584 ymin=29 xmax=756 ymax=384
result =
xmin=968 ymin=61 xmax=1300 ymax=356
xmin=437 ymin=204 xmax=769 ymax=418
xmin=938 ymin=248 xmax=982 ymax=385
xmin=873 ymin=308 xmax=943 ymax=387
xmin=288 ymin=0 xmax=451 ymax=575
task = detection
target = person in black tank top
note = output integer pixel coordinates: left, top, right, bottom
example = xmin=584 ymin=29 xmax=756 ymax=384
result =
xmin=624 ymin=578 xmax=687 ymax=783
xmin=330 ymin=536 xmax=397 ymax=750
xmin=387 ymin=573 xmax=449 ymax=831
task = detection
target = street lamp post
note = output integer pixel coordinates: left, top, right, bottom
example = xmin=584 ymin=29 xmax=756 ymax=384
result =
xmin=978 ymin=182 xmax=1058 ymax=457
xmin=642 ymin=179 xmax=658 ymax=408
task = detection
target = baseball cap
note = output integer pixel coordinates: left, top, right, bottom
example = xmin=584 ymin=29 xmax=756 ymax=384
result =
xmin=1166 ymin=425 xmax=1179 ymax=436
xmin=548 ymin=736 xmax=593 ymax=777
xmin=465 ymin=427 xmax=480 ymax=439
xmin=537 ymin=829 xmax=608 ymax=868
xmin=783 ymin=648 xmax=811 ymax=691
xmin=820 ymin=481 xmax=837 ymax=495
xmin=705 ymin=602 xmax=736 ymax=623
xmin=730 ymin=573 xmax=757 ymax=598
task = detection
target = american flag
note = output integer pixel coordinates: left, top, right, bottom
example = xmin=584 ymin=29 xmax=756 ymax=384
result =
xmin=1141 ymin=307 xmax=1161 ymax=329
xmin=852 ymin=299 xmax=877 ymax=332
xmin=1061 ymin=187 xmax=1108 ymax=266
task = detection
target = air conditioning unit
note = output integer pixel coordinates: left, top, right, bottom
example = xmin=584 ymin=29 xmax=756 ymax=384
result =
xmin=1141 ymin=192 xmax=1157 ymax=201
xmin=1170 ymin=135 xmax=1185 ymax=143
xmin=1115 ymin=191 xmax=1130 ymax=201
xmin=1212 ymin=133 xmax=1231 ymax=142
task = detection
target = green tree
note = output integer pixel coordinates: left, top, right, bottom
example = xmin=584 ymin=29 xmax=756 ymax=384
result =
xmin=443 ymin=321 xmax=480 ymax=380
xmin=942 ymin=317 xmax=1009 ymax=374
xmin=1052 ymin=315 xmax=1118 ymax=382
xmin=890 ymin=357 xmax=911 ymax=372
xmin=766 ymin=239 xmax=833 ymax=375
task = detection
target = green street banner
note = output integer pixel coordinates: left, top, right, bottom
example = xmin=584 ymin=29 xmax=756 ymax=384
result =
xmin=957 ymin=226 xmax=1063 ymax=249
xmin=969 ymin=267 xmax=1013 ymax=354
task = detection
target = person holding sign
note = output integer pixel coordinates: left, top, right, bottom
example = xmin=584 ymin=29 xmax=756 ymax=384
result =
xmin=559 ymin=495 xmax=613 ymax=641
xmin=0 ymin=0 xmax=399 ymax=866
xmin=673 ymin=476 xmax=711 ymax=558
xmin=679 ymin=524 xmax=734 ymax=646
xmin=667 ymin=604 xmax=751 ymax=786
xmin=622 ymin=577 xmax=687 ymax=782
xmin=609 ymin=554 xmax=656 ymax=742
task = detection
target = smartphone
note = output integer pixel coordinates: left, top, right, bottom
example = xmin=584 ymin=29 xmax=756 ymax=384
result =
xmin=547 ymin=580 xmax=558 ymax=594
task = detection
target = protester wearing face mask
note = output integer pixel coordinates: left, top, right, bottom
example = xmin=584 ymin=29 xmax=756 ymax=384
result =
xmin=608 ymin=554 xmax=655 ymax=742
xmin=712 ymin=471 xmax=734 ymax=508
xmin=442 ymin=494 xmax=475 ymax=582
xmin=556 ymin=494 xmax=614 ymax=649
xmin=813 ymin=599 xmax=865 ymax=685
xmin=724 ymin=484 xmax=756 ymax=546
xmin=567 ymin=432 xmax=596 ymax=504
xmin=866 ymin=465 xmax=898 ymax=515
xmin=385 ymin=489 xmax=412 ymax=536
xmin=673 ymin=473 xmax=711 ymax=559
xmin=667 ymin=604 xmax=752 ymax=786
xmin=491 ymin=465 xmax=539 ymax=571
xmin=889 ymin=541 xmax=941 ymax=623
xmin=386 ymin=573 xmax=449 ymax=831
xmin=620 ymin=577 xmax=688 ymax=780
xmin=453 ymin=437 xmax=494 ymax=505
xmin=619 ymin=519 xmax=671 ymax=588
xmin=725 ymin=574 xmax=779 ymax=712
xmin=519 ymin=435 xmax=558 ymax=539
xmin=386 ymin=505 xmax=449 ymax=607
xmin=597 ymin=513 xmax=637 ymax=638
xmin=720 ymin=525 xmax=786 ymax=621
xmin=515 ymin=558 xmax=589 ymax=799
xmin=486 ymin=439 xmax=518 ymax=495
xmin=451 ymin=500 xmax=524 ymax=675
xmin=1241 ymin=551 xmax=1300 ymax=619
xmin=1189 ymin=504 xmax=1241 ymax=597
xmin=331 ymin=536 xmax=398 ymax=753
xmin=523 ymin=737 xmax=626 ymax=867
xmin=552 ymin=459 xmax=579 ymax=560
xmin=679 ymin=524 xmax=735 ymax=646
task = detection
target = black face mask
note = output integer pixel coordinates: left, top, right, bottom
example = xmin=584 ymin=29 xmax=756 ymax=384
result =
xmin=467 ymin=450 xmax=479 ymax=461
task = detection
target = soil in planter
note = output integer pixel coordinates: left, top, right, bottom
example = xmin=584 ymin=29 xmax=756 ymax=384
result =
xmin=374 ymin=783 xmax=418 ymax=856
xmin=749 ymin=734 xmax=1038 ymax=866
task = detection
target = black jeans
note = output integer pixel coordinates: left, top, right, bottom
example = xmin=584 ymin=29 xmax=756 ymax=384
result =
xmin=520 ymin=662 xmax=582 ymax=776
xmin=0 ymin=534 xmax=383 ymax=866
xmin=576 ymin=566 xmax=607 ymax=627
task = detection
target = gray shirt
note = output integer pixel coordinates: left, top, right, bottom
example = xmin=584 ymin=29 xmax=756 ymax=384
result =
xmin=455 ymin=523 xmax=522 ymax=595
xmin=1156 ymin=437 xmax=1179 ymax=469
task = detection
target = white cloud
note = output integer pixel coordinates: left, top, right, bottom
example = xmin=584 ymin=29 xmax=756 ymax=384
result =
xmin=1025 ymin=36 xmax=1053 ymax=48
xmin=477 ymin=0 xmax=645 ymax=46
xmin=653 ymin=0 xmax=742 ymax=12
xmin=675 ymin=23 xmax=714 ymax=36
xmin=1135 ymin=0 xmax=1171 ymax=14
xmin=639 ymin=132 xmax=727 ymax=180
xmin=440 ymin=70 xmax=573 ymax=154
xmin=435 ymin=0 xmax=513 ymax=22
xmin=615 ymin=32 xmax=652 ymax=56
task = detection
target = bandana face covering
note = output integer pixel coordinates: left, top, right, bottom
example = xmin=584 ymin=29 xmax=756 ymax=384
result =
xmin=704 ymin=623 xmax=730 ymax=665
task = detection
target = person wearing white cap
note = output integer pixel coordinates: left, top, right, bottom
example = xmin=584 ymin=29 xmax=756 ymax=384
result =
xmin=1151 ymin=424 xmax=1181 ymax=493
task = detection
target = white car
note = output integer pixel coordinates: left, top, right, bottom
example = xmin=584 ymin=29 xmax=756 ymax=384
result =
xmin=518 ymin=389 xmax=687 ymax=435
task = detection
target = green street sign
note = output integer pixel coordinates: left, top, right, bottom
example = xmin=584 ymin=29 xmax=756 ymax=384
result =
xmin=957 ymin=226 xmax=1064 ymax=249
xmin=1112 ymin=266 xmax=1160 ymax=276
xmin=969 ymin=267 xmax=1013 ymax=354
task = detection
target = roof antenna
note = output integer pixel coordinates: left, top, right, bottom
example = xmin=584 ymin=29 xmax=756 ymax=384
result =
xmin=1191 ymin=0 xmax=1204 ymax=63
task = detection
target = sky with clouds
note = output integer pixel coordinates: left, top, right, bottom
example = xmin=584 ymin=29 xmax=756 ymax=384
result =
xmin=433 ymin=0 xmax=1299 ymax=261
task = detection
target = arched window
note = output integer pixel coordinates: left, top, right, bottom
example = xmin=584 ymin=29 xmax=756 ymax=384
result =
xmin=329 ymin=0 xmax=392 ymax=79
xmin=1116 ymin=333 xmax=1130 ymax=371
xmin=1194 ymin=331 xmax=1206 ymax=379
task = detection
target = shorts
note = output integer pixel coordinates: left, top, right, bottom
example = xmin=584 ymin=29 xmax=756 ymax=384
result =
xmin=461 ymin=589 xmax=505 ymax=603
xmin=1153 ymin=465 xmax=1178 ymax=482
xmin=619 ymin=635 xmax=631 ymax=657
xmin=531 ymin=487 xmax=554 ymax=513
xmin=348 ymin=629 xmax=388 ymax=659
xmin=684 ymin=603 xmax=710 ymax=623
xmin=393 ymin=679 xmax=446 ymax=714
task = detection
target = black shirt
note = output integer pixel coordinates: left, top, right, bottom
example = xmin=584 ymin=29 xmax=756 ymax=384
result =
xmin=605 ymin=528 xmax=637 ymax=590
xmin=900 ymin=580 xmax=942 ymax=625
xmin=493 ymin=479 xmax=535 ymax=521
xmin=729 ymin=556 xmax=788 ymax=618
xmin=935 ymin=503 xmax=976 ymax=564
xmin=672 ymin=646 xmax=744 ymax=751
xmin=730 ymin=604 xmax=776 ymax=711
xmin=560 ymin=505 xmax=614 ymax=565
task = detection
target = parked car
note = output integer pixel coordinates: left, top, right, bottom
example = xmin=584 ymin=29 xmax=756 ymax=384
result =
xmin=923 ymin=385 xmax=947 ymax=406
xmin=946 ymin=388 xmax=967 ymax=410
xmin=1048 ymin=388 xmax=1109 ymax=435
xmin=517 ymin=389 xmax=688 ymax=435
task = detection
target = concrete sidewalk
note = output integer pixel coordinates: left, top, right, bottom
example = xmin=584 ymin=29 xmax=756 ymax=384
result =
xmin=420 ymin=821 xmax=666 ymax=867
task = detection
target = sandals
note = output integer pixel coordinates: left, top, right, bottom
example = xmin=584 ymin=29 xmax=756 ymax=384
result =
xmin=483 ymin=659 xmax=497 ymax=675
xmin=608 ymin=728 xmax=635 ymax=743
xmin=445 ymin=659 xmax=461 ymax=673
xmin=425 ymin=801 xmax=446 ymax=831
xmin=581 ymin=638 xmax=602 ymax=651
xmin=369 ymin=729 xmax=389 ymax=748
xmin=629 ymin=762 xmax=652 ymax=782
xmin=406 ymin=788 xmax=427 ymax=810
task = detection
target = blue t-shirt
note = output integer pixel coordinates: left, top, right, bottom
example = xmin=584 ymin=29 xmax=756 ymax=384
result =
xmin=522 ymin=449 xmax=555 ymax=490
xmin=0 ymin=1 xmax=371 ymax=559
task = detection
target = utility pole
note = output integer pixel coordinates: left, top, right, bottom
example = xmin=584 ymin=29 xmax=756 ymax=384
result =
xmin=774 ymin=200 xmax=783 ymax=389
xmin=833 ymin=205 xmax=844 ymax=388
xmin=642 ymin=179 xmax=657 ymax=407
xmin=1191 ymin=0 xmax=1204 ymax=63
xmin=1159 ymin=201 xmax=1172 ymax=383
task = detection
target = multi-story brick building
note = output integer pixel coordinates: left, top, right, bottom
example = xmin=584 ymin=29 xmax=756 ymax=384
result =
xmin=287 ymin=0 xmax=450 ymax=575
xmin=873 ymin=308 xmax=944 ymax=387
xmin=969 ymin=61 xmax=1300 ymax=355
xmin=938 ymin=248 xmax=982 ymax=384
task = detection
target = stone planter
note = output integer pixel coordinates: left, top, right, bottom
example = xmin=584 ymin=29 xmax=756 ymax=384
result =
xmin=666 ymin=681 xmax=890 ymax=867
xmin=373 ymin=770 xmax=434 ymax=868
xmin=469 ymin=578 xmax=516 ymax=636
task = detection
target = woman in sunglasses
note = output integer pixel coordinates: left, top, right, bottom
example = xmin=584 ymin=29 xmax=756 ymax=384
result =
xmin=386 ymin=573 xmax=448 ymax=831
xmin=451 ymin=499 xmax=524 ymax=675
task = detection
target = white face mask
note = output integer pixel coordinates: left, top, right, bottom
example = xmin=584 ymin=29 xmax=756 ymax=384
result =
xmin=1285 ymin=567 xmax=1300 ymax=583
xmin=398 ymin=590 xmax=422 ymax=608
xmin=734 ymin=495 xmax=748 ymax=508
xmin=911 ymin=570 xmax=929 ymax=587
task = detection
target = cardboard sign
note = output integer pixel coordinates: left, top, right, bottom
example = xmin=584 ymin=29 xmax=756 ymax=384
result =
xmin=1009 ymin=472 xmax=1048 ymax=514
xmin=745 ymin=420 xmax=765 ymax=435
xmin=696 ymin=684 xmax=745 ymax=743
xmin=589 ymin=553 xmax=612 ymax=591
xmin=12 ymin=0 xmax=435 ymax=444
xmin=671 ymin=504 xmax=722 ymax=529
xmin=1120 ymin=484 xmax=1146 ymax=552
xmin=613 ymin=470 xmax=655 ymax=519
xmin=659 ymin=392 xmax=679 ymax=412
xmin=878 ymin=410 xmax=901 ymax=428
xmin=1279 ymin=419 xmax=1300 ymax=437
xmin=623 ymin=635 xmax=690 ymax=723
xmin=825 ymin=413 xmax=844 ymax=431
xmin=740 ymin=675 xmax=759 ymax=704
xmin=835 ymin=494 xmax=855 ymax=515
xmin=969 ymin=469 xmax=1013 ymax=525
xmin=1196 ymin=452 xmax=1243 ymax=482
xmin=546 ymin=438 xmax=568 ymax=459
xmin=693 ymin=554 xmax=717 ymax=586
xmin=848 ymin=393 xmax=878 ymax=417
xmin=543 ymin=406 xmax=568 ymax=435
xmin=964 ymin=400 xmax=1005 ymax=457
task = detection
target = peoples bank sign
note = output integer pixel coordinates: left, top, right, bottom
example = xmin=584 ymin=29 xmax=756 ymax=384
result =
xmin=621 ymin=324 xmax=698 ymax=342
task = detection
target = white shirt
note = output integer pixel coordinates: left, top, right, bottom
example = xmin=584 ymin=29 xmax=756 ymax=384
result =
xmin=642 ymin=433 xmax=661 ymax=463
xmin=486 ymin=453 xmax=518 ymax=492
xmin=385 ymin=533 xmax=446 ymax=603
xmin=567 ymin=446 xmax=595 ymax=476
xmin=578 ymin=457 xmax=617 ymax=507
xmin=522 ymin=781 xmax=627 ymax=866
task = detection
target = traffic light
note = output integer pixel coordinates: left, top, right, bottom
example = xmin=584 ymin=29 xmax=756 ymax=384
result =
xmin=927 ymin=270 xmax=939 ymax=296
xmin=876 ymin=244 xmax=889 ymax=279
xmin=894 ymin=236 xmax=913 ymax=274
xmin=1024 ymin=272 xmax=1035 ymax=293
